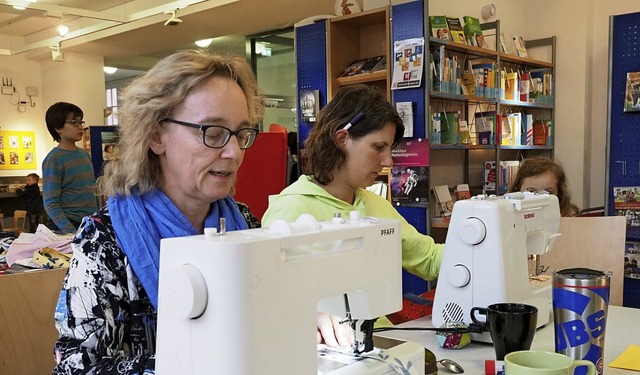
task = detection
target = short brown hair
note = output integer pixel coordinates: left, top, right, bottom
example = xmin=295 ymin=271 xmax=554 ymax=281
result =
xmin=304 ymin=84 xmax=403 ymax=185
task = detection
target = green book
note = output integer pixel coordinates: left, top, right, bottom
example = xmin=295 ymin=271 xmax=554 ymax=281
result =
xmin=441 ymin=111 xmax=460 ymax=144
xmin=463 ymin=16 xmax=488 ymax=48
xmin=429 ymin=16 xmax=450 ymax=41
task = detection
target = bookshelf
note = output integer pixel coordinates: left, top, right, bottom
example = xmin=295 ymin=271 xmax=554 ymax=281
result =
xmin=427 ymin=19 xmax=556 ymax=229
xmin=327 ymin=6 xmax=391 ymax=99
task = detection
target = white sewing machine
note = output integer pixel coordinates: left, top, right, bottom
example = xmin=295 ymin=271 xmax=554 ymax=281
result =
xmin=155 ymin=213 xmax=424 ymax=374
xmin=432 ymin=192 xmax=561 ymax=342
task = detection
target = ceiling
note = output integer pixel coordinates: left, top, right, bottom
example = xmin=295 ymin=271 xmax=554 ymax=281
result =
xmin=0 ymin=0 xmax=337 ymax=78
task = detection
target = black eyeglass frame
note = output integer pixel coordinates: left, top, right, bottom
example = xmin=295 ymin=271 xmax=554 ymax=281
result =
xmin=162 ymin=118 xmax=260 ymax=149
xmin=65 ymin=120 xmax=86 ymax=127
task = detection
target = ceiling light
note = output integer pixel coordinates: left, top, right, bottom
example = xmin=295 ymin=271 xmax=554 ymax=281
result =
xmin=103 ymin=66 xmax=118 ymax=74
xmin=164 ymin=9 xmax=182 ymax=26
xmin=12 ymin=6 xmax=26 ymax=10
xmin=57 ymin=15 xmax=69 ymax=37
xmin=195 ymin=38 xmax=213 ymax=48
xmin=57 ymin=24 xmax=69 ymax=37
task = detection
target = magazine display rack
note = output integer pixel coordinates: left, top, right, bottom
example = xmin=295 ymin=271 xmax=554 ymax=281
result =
xmin=426 ymin=19 xmax=556 ymax=228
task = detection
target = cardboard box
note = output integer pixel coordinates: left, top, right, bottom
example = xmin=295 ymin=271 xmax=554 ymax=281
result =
xmin=0 ymin=268 xmax=67 ymax=374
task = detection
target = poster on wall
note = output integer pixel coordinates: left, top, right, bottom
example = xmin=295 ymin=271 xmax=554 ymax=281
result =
xmin=390 ymin=166 xmax=429 ymax=208
xmin=624 ymin=71 xmax=640 ymax=112
xmin=0 ymin=131 xmax=36 ymax=170
xmin=391 ymin=37 xmax=424 ymax=90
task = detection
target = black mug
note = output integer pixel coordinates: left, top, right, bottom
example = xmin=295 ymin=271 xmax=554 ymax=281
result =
xmin=471 ymin=303 xmax=538 ymax=360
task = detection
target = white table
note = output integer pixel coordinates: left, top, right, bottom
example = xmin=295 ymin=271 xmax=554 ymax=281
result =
xmin=381 ymin=305 xmax=637 ymax=374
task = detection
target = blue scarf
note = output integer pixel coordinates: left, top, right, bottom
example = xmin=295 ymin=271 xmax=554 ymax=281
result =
xmin=108 ymin=189 xmax=248 ymax=309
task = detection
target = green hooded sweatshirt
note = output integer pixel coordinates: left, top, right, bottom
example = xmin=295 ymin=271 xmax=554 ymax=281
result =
xmin=263 ymin=175 xmax=444 ymax=281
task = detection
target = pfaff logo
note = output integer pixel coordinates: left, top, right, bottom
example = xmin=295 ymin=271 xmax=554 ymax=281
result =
xmin=381 ymin=228 xmax=395 ymax=236
xmin=523 ymin=213 xmax=535 ymax=219
xmin=554 ymin=288 xmax=607 ymax=352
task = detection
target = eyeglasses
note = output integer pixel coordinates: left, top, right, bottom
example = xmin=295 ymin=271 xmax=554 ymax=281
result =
xmin=65 ymin=120 xmax=86 ymax=127
xmin=162 ymin=118 xmax=259 ymax=149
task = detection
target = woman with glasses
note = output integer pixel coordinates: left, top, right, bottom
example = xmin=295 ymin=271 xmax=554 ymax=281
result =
xmin=52 ymin=51 xmax=263 ymax=374
xmin=42 ymin=102 xmax=98 ymax=233
xmin=262 ymin=84 xmax=444 ymax=347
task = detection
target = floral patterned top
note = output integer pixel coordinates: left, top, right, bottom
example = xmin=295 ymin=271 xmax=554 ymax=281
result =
xmin=52 ymin=202 xmax=260 ymax=375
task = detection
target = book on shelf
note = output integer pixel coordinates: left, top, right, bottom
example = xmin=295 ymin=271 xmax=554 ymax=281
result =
xmin=433 ymin=184 xmax=454 ymax=217
xmin=339 ymin=55 xmax=386 ymax=78
xmin=446 ymin=16 xmax=467 ymax=44
xmin=519 ymin=72 xmax=531 ymax=102
xmin=513 ymin=35 xmax=528 ymax=57
xmin=522 ymin=114 xmax=534 ymax=146
xmin=462 ymin=16 xmax=488 ymax=48
xmin=533 ymin=119 xmax=552 ymax=145
xmin=459 ymin=119 xmax=471 ymax=145
xmin=504 ymin=71 xmax=519 ymax=101
xmin=474 ymin=111 xmax=495 ymax=145
xmin=499 ymin=32 xmax=510 ymax=54
xmin=429 ymin=16 xmax=450 ymax=41
xmin=440 ymin=111 xmax=460 ymax=145
xmin=454 ymin=183 xmax=471 ymax=200
xmin=483 ymin=160 xmax=520 ymax=193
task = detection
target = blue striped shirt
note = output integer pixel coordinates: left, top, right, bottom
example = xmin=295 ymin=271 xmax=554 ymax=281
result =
xmin=42 ymin=147 xmax=98 ymax=233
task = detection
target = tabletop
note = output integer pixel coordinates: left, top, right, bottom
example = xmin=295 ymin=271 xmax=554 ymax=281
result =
xmin=380 ymin=305 xmax=638 ymax=374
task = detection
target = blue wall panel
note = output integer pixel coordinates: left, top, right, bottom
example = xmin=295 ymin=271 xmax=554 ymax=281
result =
xmin=392 ymin=0 xmax=429 ymax=294
xmin=296 ymin=21 xmax=327 ymax=147
xmin=608 ymin=12 xmax=640 ymax=307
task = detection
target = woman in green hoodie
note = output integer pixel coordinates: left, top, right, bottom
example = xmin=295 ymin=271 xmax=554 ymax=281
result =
xmin=262 ymin=84 xmax=444 ymax=346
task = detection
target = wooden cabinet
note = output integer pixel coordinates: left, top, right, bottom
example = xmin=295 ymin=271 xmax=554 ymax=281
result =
xmin=327 ymin=6 xmax=391 ymax=99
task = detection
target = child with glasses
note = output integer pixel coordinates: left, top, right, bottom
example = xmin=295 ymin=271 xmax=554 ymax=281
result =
xmin=42 ymin=102 xmax=98 ymax=233
xmin=508 ymin=156 xmax=579 ymax=217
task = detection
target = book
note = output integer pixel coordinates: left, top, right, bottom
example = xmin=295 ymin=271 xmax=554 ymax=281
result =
xmin=519 ymin=72 xmax=531 ymax=102
xmin=499 ymin=32 xmax=510 ymax=54
xmin=504 ymin=72 xmax=519 ymax=101
xmin=454 ymin=183 xmax=471 ymax=200
xmin=474 ymin=111 xmax=495 ymax=145
xmin=462 ymin=16 xmax=487 ymax=48
xmin=513 ymin=35 xmax=528 ymax=57
xmin=429 ymin=16 xmax=450 ymax=41
xmin=339 ymin=55 xmax=385 ymax=77
xmin=433 ymin=185 xmax=454 ymax=217
xmin=446 ymin=16 xmax=466 ymax=44
xmin=484 ymin=160 xmax=520 ymax=193
xmin=459 ymin=119 xmax=471 ymax=144
xmin=440 ymin=111 xmax=460 ymax=144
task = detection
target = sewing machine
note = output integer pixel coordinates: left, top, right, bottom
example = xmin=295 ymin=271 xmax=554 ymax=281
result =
xmin=155 ymin=213 xmax=424 ymax=374
xmin=432 ymin=192 xmax=561 ymax=342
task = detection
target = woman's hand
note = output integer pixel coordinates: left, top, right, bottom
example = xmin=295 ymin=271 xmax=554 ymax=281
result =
xmin=316 ymin=312 xmax=355 ymax=347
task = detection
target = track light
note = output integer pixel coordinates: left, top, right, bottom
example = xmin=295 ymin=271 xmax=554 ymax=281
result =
xmin=50 ymin=43 xmax=64 ymax=62
xmin=57 ymin=24 xmax=69 ymax=37
xmin=57 ymin=14 xmax=69 ymax=37
xmin=195 ymin=38 xmax=213 ymax=48
xmin=164 ymin=9 xmax=182 ymax=26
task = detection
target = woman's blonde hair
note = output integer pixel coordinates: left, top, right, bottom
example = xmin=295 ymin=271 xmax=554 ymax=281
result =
xmin=97 ymin=51 xmax=263 ymax=197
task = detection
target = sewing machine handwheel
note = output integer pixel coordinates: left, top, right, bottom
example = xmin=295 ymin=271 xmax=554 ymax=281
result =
xmin=459 ymin=217 xmax=486 ymax=245
xmin=169 ymin=263 xmax=208 ymax=319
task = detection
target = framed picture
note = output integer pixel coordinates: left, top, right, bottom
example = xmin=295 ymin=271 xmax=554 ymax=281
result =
xmin=624 ymin=71 xmax=640 ymax=112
